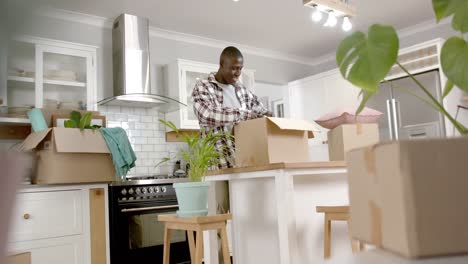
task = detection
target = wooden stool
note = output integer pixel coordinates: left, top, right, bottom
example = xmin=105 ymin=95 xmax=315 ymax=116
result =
xmin=158 ymin=213 xmax=232 ymax=264
xmin=316 ymin=206 xmax=364 ymax=259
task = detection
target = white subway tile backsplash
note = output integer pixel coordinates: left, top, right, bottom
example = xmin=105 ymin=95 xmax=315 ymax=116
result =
xmin=107 ymin=121 xmax=121 ymax=128
xmin=141 ymin=115 xmax=153 ymax=123
xmin=132 ymin=144 xmax=142 ymax=151
xmin=141 ymin=130 xmax=154 ymax=137
xmin=101 ymin=105 xmax=189 ymax=177
xmin=128 ymin=115 xmax=140 ymax=122
xmin=107 ymin=106 xmax=121 ymax=113
xmin=142 ymin=145 xmax=154 ymax=152
xmin=134 ymin=137 xmax=148 ymax=144
xmin=128 ymin=130 xmax=141 ymax=137
xmin=136 ymin=167 xmax=149 ymax=175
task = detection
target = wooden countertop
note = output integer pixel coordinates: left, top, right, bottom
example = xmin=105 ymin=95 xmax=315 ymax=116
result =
xmin=205 ymin=161 xmax=346 ymax=176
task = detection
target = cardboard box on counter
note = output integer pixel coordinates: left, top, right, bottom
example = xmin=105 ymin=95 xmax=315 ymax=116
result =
xmin=7 ymin=252 xmax=31 ymax=264
xmin=346 ymin=137 xmax=468 ymax=258
xmin=234 ymin=117 xmax=319 ymax=167
xmin=328 ymin=124 xmax=380 ymax=161
xmin=19 ymin=127 xmax=114 ymax=184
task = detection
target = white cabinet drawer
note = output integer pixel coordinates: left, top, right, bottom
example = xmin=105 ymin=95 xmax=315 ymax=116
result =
xmin=10 ymin=190 xmax=83 ymax=242
xmin=9 ymin=236 xmax=84 ymax=264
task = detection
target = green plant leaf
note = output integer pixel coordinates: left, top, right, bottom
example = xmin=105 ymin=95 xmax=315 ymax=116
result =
xmin=356 ymin=90 xmax=375 ymax=116
xmin=79 ymin=112 xmax=92 ymax=130
xmin=70 ymin=111 xmax=81 ymax=125
xmin=336 ymin=24 xmax=399 ymax=92
xmin=64 ymin=119 xmax=77 ymax=128
xmin=433 ymin=0 xmax=468 ymax=32
xmin=441 ymin=37 xmax=468 ymax=93
xmin=452 ymin=1 xmax=468 ymax=33
xmin=442 ymin=79 xmax=455 ymax=98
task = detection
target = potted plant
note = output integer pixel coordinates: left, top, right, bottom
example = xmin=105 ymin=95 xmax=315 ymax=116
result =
xmin=158 ymin=119 xmax=233 ymax=218
xmin=335 ymin=0 xmax=468 ymax=135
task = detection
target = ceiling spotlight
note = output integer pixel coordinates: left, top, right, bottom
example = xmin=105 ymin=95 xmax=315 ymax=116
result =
xmin=324 ymin=11 xmax=337 ymax=27
xmin=233 ymin=0 xmax=240 ymax=2
xmin=342 ymin=16 xmax=353 ymax=32
xmin=311 ymin=6 xmax=323 ymax=22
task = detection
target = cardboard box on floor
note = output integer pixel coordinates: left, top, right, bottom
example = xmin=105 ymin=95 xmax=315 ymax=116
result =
xmin=328 ymin=124 xmax=380 ymax=161
xmin=7 ymin=252 xmax=31 ymax=264
xmin=234 ymin=117 xmax=319 ymax=167
xmin=19 ymin=127 xmax=114 ymax=184
xmin=346 ymin=137 xmax=468 ymax=258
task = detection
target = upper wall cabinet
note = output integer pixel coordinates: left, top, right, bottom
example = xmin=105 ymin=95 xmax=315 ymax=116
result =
xmin=165 ymin=59 xmax=255 ymax=130
xmin=2 ymin=36 xmax=98 ymax=123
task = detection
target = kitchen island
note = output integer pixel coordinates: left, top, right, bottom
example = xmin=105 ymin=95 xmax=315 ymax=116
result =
xmin=202 ymin=162 xmax=351 ymax=264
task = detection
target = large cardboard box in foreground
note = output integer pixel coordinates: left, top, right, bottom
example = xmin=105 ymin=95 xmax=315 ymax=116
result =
xmin=7 ymin=252 xmax=31 ymax=264
xmin=328 ymin=124 xmax=380 ymax=161
xmin=20 ymin=127 xmax=115 ymax=184
xmin=346 ymin=137 xmax=468 ymax=258
xmin=234 ymin=117 xmax=319 ymax=167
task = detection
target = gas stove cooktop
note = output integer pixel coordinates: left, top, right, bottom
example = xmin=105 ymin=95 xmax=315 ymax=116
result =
xmin=110 ymin=175 xmax=189 ymax=186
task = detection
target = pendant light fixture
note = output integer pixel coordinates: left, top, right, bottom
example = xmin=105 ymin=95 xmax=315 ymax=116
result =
xmin=303 ymin=0 xmax=356 ymax=32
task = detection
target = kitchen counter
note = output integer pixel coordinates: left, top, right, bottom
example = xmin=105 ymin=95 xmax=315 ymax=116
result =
xmin=202 ymin=161 xmax=350 ymax=264
xmin=328 ymin=249 xmax=468 ymax=264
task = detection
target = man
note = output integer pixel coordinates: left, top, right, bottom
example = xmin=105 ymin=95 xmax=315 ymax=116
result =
xmin=192 ymin=46 xmax=271 ymax=169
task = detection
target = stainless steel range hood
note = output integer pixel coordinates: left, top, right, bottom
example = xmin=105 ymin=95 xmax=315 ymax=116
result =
xmin=98 ymin=14 xmax=186 ymax=112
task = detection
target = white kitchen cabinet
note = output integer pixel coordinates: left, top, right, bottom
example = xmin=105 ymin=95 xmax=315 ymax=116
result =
xmin=2 ymin=35 xmax=97 ymax=123
xmin=165 ymin=59 xmax=255 ymax=130
xmin=288 ymin=69 xmax=360 ymax=161
xmin=8 ymin=184 xmax=110 ymax=264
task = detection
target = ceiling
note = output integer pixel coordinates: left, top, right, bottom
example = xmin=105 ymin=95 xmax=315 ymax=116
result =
xmin=13 ymin=0 xmax=435 ymax=64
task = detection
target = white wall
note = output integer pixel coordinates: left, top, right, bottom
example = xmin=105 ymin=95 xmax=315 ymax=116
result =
xmin=254 ymin=82 xmax=290 ymax=118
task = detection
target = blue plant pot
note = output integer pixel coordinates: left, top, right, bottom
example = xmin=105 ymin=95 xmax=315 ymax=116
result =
xmin=173 ymin=181 xmax=210 ymax=218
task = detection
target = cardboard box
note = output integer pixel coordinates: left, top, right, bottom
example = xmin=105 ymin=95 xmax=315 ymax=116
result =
xmin=346 ymin=137 xmax=468 ymax=258
xmin=328 ymin=124 xmax=380 ymax=161
xmin=19 ymin=127 xmax=115 ymax=184
xmin=52 ymin=113 xmax=106 ymax=128
xmin=234 ymin=117 xmax=319 ymax=167
xmin=7 ymin=252 xmax=31 ymax=264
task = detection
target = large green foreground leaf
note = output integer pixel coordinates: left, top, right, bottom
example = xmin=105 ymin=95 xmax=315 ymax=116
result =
xmin=433 ymin=0 xmax=468 ymax=32
xmin=441 ymin=37 xmax=468 ymax=93
xmin=336 ymin=24 xmax=399 ymax=93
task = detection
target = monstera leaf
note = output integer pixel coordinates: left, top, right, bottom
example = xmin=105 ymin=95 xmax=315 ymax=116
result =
xmin=433 ymin=0 xmax=468 ymax=33
xmin=441 ymin=37 xmax=468 ymax=93
xmin=336 ymin=24 xmax=399 ymax=93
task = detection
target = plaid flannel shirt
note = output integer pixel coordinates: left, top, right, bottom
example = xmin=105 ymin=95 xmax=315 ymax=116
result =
xmin=192 ymin=73 xmax=268 ymax=169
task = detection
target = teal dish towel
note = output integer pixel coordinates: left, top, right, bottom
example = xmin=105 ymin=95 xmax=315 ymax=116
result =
xmin=99 ymin=127 xmax=137 ymax=181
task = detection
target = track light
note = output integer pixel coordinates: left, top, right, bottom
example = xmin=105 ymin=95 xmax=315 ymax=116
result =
xmin=311 ymin=6 xmax=323 ymax=22
xmin=342 ymin=16 xmax=352 ymax=32
xmin=324 ymin=11 xmax=337 ymax=27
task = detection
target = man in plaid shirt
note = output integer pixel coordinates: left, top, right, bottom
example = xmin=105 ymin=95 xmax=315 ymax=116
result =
xmin=192 ymin=47 xmax=272 ymax=169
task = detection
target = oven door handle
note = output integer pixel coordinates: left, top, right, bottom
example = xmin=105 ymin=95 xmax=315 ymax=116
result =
xmin=120 ymin=204 xmax=179 ymax=213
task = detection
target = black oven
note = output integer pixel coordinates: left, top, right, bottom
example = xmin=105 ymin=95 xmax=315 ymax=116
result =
xmin=109 ymin=179 xmax=191 ymax=264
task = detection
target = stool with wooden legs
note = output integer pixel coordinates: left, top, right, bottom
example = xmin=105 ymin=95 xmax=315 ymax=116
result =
xmin=158 ymin=213 xmax=232 ymax=264
xmin=316 ymin=206 xmax=365 ymax=259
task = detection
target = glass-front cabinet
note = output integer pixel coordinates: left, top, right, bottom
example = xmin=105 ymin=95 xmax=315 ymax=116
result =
xmin=2 ymin=36 xmax=97 ymax=123
xmin=165 ymin=59 xmax=255 ymax=130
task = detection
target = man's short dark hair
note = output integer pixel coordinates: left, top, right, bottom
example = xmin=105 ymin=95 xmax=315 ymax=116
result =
xmin=220 ymin=46 xmax=243 ymax=65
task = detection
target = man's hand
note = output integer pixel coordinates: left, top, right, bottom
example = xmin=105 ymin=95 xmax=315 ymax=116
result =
xmin=264 ymin=111 xmax=273 ymax=117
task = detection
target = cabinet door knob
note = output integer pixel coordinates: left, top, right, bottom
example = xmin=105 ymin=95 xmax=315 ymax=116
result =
xmin=23 ymin=213 xmax=31 ymax=220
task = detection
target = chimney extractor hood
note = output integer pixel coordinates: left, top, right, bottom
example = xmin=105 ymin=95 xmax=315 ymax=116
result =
xmin=98 ymin=14 xmax=186 ymax=112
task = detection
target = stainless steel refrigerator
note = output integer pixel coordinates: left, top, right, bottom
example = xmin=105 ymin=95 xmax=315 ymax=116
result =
xmin=366 ymin=70 xmax=446 ymax=141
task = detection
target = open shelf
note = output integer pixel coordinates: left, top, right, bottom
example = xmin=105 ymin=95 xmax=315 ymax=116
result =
xmin=0 ymin=117 xmax=30 ymax=125
xmin=44 ymin=79 xmax=86 ymax=87
xmin=8 ymin=75 xmax=86 ymax=87
xmin=7 ymin=76 xmax=34 ymax=83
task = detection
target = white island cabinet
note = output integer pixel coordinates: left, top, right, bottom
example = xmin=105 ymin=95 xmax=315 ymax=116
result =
xmin=164 ymin=59 xmax=255 ymax=130
xmin=8 ymin=184 xmax=110 ymax=264
xmin=202 ymin=162 xmax=353 ymax=264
